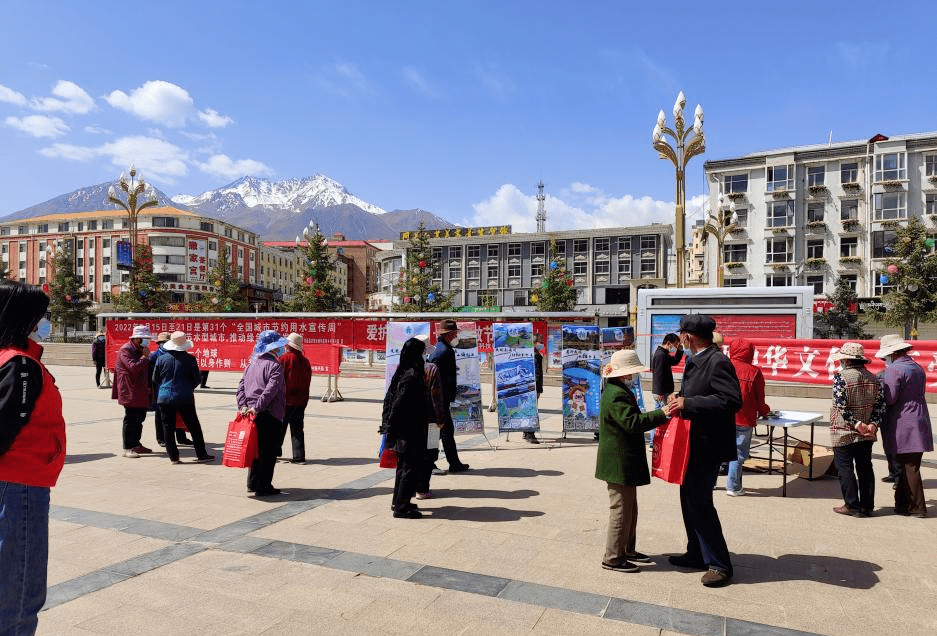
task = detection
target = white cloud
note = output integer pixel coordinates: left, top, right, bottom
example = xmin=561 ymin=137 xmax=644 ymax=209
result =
xmin=39 ymin=135 xmax=189 ymax=183
xmin=38 ymin=143 xmax=97 ymax=162
xmin=197 ymin=108 xmax=233 ymax=128
xmin=317 ymin=62 xmax=372 ymax=98
xmin=83 ymin=124 xmax=112 ymax=135
xmin=196 ymin=154 xmax=272 ymax=179
xmin=474 ymin=62 xmax=514 ymax=97
xmin=403 ymin=67 xmax=440 ymax=99
xmin=6 ymin=115 xmax=69 ymax=138
xmin=104 ymin=80 xmax=194 ymax=127
xmin=30 ymin=80 xmax=95 ymax=114
xmin=0 ymin=84 xmax=27 ymax=106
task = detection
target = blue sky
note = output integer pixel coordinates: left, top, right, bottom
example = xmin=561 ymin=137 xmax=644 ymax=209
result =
xmin=1 ymin=0 xmax=934 ymax=234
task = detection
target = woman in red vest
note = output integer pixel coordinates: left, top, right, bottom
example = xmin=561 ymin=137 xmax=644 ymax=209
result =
xmin=0 ymin=280 xmax=67 ymax=635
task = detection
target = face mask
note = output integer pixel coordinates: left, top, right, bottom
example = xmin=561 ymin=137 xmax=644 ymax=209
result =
xmin=31 ymin=318 xmax=51 ymax=341
xmin=141 ymin=338 xmax=151 ymax=347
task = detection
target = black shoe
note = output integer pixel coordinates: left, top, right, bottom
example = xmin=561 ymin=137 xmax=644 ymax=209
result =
xmin=200 ymin=385 xmax=209 ymax=389
xmin=157 ymin=441 xmax=166 ymax=447
xmin=255 ymin=487 xmax=281 ymax=496
xmin=449 ymin=463 xmax=470 ymax=473
xmin=624 ymin=551 xmax=654 ymax=565
xmin=290 ymin=458 xmax=306 ymax=464
xmin=668 ymin=553 xmax=706 ymax=570
xmin=882 ymin=475 xmax=896 ymax=483
xmin=177 ymin=438 xmax=194 ymax=446
xmin=602 ymin=560 xmax=639 ymax=573
xmin=393 ymin=508 xmax=422 ymax=519
xmin=194 ymin=455 xmax=215 ymax=463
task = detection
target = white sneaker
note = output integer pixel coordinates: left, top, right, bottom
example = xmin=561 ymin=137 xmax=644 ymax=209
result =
xmin=123 ymin=449 xmax=140 ymax=458
xmin=726 ymin=489 xmax=745 ymax=497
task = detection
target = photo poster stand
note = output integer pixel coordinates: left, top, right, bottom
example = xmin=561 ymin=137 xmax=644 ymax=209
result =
xmin=493 ymin=322 xmax=540 ymax=434
xmin=384 ymin=321 xmax=430 ymax=390
xmin=562 ymin=324 xmax=602 ymax=433
xmin=453 ymin=321 xmax=484 ymax=435
xmin=599 ymin=326 xmax=644 ymax=411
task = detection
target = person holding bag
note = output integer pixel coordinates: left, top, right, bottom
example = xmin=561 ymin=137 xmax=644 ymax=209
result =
xmin=236 ymin=330 xmax=288 ymax=496
xmin=596 ymin=349 xmax=673 ymax=572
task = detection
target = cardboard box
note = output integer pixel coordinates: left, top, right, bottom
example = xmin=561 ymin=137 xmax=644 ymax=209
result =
xmin=785 ymin=441 xmax=836 ymax=478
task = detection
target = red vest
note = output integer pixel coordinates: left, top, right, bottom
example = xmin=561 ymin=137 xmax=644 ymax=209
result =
xmin=0 ymin=342 xmax=67 ymax=487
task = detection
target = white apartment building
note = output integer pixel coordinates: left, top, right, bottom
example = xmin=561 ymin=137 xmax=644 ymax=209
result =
xmin=703 ymin=131 xmax=937 ymax=298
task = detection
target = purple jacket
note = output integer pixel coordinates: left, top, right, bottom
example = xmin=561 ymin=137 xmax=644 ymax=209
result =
xmin=880 ymin=355 xmax=934 ymax=454
xmin=236 ymin=353 xmax=286 ymax=421
xmin=111 ymin=341 xmax=151 ymax=408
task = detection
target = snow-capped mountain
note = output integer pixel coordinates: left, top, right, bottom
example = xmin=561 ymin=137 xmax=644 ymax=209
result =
xmin=172 ymin=175 xmax=386 ymax=215
xmin=0 ymin=182 xmax=180 ymax=221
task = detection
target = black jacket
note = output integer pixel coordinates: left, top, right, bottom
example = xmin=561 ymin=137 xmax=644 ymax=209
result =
xmin=382 ymin=367 xmax=428 ymax=457
xmin=677 ymin=346 xmax=742 ymax=463
xmin=651 ymin=345 xmax=683 ymax=396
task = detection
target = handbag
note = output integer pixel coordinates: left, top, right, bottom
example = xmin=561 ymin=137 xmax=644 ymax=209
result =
xmin=378 ymin=432 xmax=398 ymax=468
xmin=651 ymin=416 xmax=692 ymax=485
xmin=222 ymin=412 xmax=259 ymax=468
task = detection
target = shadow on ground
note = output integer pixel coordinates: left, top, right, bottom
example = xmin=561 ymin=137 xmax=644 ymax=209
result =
xmin=427 ymin=488 xmax=539 ymax=500
xmin=658 ymin=553 xmax=881 ymax=589
xmin=64 ymin=453 xmax=116 ymax=464
xmin=427 ymin=505 xmax=546 ymax=522
xmin=463 ymin=467 xmax=563 ymax=478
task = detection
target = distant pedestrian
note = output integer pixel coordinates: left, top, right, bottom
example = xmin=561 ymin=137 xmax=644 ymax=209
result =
xmin=725 ymin=338 xmax=770 ymax=496
xmin=150 ymin=332 xmax=193 ymax=449
xmin=650 ymin=333 xmax=683 ymax=448
xmin=237 ymin=330 xmax=288 ymax=496
xmin=278 ymin=332 xmax=312 ymax=464
xmin=426 ymin=319 xmax=469 ymax=473
xmin=874 ymin=335 xmax=933 ymax=518
xmin=524 ymin=334 xmax=544 ymax=444
xmin=828 ymin=342 xmax=885 ymax=518
xmin=152 ymin=332 xmax=214 ymax=465
xmin=596 ymin=349 xmax=672 ymax=572
xmin=0 ymin=281 xmax=67 ymax=636
xmin=199 ymin=369 xmax=210 ymax=389
xmin=91 ymin=331 xmax=106 ymax=387
xmin=111 ymin=325 xmax=154 ymax=457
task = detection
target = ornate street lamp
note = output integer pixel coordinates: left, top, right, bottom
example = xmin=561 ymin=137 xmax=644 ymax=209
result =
xmin=107 ymin=165 xmax=157 ymax=265
xmin=703 ymin=195 xmax=738 ymax=287
xmin=652 ymin=92 xmax=705 ymax=288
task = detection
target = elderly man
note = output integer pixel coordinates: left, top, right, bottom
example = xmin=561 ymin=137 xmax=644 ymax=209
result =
xmin=667 ymin=314 xmax=742 ymax=587
xmin=426 ymin=319 xmax=470 ymax=474
xmin=875 ymin=334 xmax=934 ymax=518
xmin=112 ymin=325 xmax=154 ymax=457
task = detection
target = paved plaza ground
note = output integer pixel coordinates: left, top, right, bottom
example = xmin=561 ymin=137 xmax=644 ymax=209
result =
xmin=36 ymin=364 xmax=936 ymax=636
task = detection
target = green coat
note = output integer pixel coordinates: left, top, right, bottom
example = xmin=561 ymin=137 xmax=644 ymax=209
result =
xmin=594 ymin=380 xmax=667 ymax=486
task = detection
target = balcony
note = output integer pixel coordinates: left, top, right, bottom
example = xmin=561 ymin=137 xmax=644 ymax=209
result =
xmin=805 ymin=221 xmax=827 ymax=235
xmin=808 ymin=184 xmax=828 ymax=197
xmin=840 ymin=219 xmax=861 ymax=232
xmin=842 ymin=182 xmax=862 ymax=193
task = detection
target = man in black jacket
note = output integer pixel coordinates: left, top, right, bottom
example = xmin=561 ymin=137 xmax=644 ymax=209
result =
xmin=667 ymin=314 xmax=741 ymax=588
xmin=426 ymin=319 xmax=470 ymax=473
xmin=650 ymin=332 xmax=683 ymax=448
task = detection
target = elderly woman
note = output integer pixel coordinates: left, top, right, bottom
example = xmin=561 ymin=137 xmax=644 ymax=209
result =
xmin=829 ymin=342 xmax=886 ymax=517
xmin=237 ymin=330 xmax=288 ymax=496
xmin=875 ymin=335 xmax=934 ymax=518
xmin=595 ymin=349 xmax=672 ymax=572
xmin=0 ymin=281 xmax=67 ymax=635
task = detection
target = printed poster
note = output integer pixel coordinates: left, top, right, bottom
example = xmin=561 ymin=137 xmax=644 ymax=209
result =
xmin=492 ymin=322 xmax=539 ymax=433
xmin=384 ymin=321 xmax=430 ymax=390
xmin=451 ymin=321 xmax=484 ymax=435
xmin=601 ymin=326 xmax=643 ymax=411
xmin=562 ymin=325 xmax=601 ymax=432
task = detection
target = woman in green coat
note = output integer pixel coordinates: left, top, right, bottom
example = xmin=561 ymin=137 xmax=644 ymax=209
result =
xmin=596 ymin=349 xmax=672 ymax=572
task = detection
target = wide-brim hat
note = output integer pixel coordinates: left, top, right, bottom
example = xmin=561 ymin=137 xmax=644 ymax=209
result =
xmin=679 ymin=314 xmax=716 ymax=339
xmin=831 ymin=342 xmax=870 ymax=363
xmin=286 ymin=332 xmax=304 ymax=351
xmin=603 ymin=349 xmax=647 ymax=378
xmin=163 ymin=331 xmax=194 ymax=351
xmin=438 ymin=319 xmax=458 ymax=334
xmin=130 ymin=325 xmax=153 ymax=340
xmin=156 ymin=331 xmax=171 ymax=343
xmin=254 ymin=330 xmax=289 ymax=356
xmin=95 ymin=331 xmax=105 ymax=337
xmin=875 ymin=334 xmax=912 ymax=359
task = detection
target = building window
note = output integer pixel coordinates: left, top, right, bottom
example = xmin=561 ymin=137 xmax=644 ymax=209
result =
xmin=841 ymin=162 xmax=859 ymax=184
xmin=872 ymin=230 xmax=897 ymax=259
xmin=487 ymin=265 xmax=499 ymax=279
xmin=841 ymin=199 xmax=859 ymax=221
xmin=765 ymin=238 xmax=792 ymax=263
xmin=102 ymin=220 xmax=114 ymax=230
xmin=874 ymin=271 xmax=896 ymax=296
xmin=467 ymin=245 xmax=481 ymax=259
xmin=487 ymin=244 xmax=499 ymax=258
xmin=449 ymin=267 xmax=461 ymax=281
xmin=88 ymin=220 xmax=97 ymax=230
xmin=927 ymin=194 xmax=937 ymax=216
xmin=507 ymin=243 xmax=521 ymax=257
xmin=874 ymin=152 xmax=906 ymax=181
xmin=573 ymin=261 xmax=588 ymax=275
xmin=617 ymin=237 xmax=631 ymax=252
xmin=723 ymin=173 xmax=748 ymax=194
xmin=618 ymin=258 xmax=631 ymax=277
xmin=208 ymin=241 xmax=217 ymax=251
xmin=200 ymin=222 xmax=214 ymax=232
xmin=767 ymin=200 xmax=794 ymax=227
xmin=552 ymin=241 xmax=565 ymax=257
xmin=926 ymin=155 xmax=937 ymax=177
xmin=57 ymin=222 xmax=69 ymax=232
xmin=640 ymin=255 xmax=657 ymax=276
xmin=449 ymin=245 xmax=462 ymax=259
xmin=37 ymin=224 xmax=48 ymax=233
xmin=840 ymin=274 xmax=857 ymax=291
xmin=531 ymin=263 xmax=544 ymax=277
xmin=840 ymin=236 xmax=858 ymax=258
xmin=724 ymin=244 xmax=747 ymax=263
xmin=723 ymin=278 xmax=747 ymax=288
xmin=0 ymin=227 xmax=7 ymax=236
xmin=807 ymin=203 xmax=825 ymax=223
xmin=467 ymin=266 xmax=480 ymax=280
xmin=766 ymin=164 xmax=793 ymax=192
xmin=807 ymin=166 xmax=825 ymax=187
xmin=531 ymin=242 xmax=545 ymax=257
xmin=237 ymin=231 xmax=245 ymax=242
xmin=594 ymin=237 xmax=609 ymax=252
xmin=513 ymin=290 xmax=528 ymax=306
xmin=152 ymin=216 xmax=178 ymax=228
xmin=224 ymin=228 xmax=232 ymax=238
xmin=640 ymin=235 xmax=657 ymax=251
xmin=594 ymin=260 xmax=609 ymax=274
xmin=507 ymin=264 xmax=520 ymax=278
xmin=806 ymin=275 xmax=824 ymax=295
xmin=573 ymin=239 xmax=588 ymax=253
xmin=17 ymin=225 xmax=27 ymax=234
xmin=18 ymin=243 xmax=26 ymax=253
xmin=766 ymin=275 xmax=791 ymax=287
xmin=807 ymin=239 xmax=824 ymax=259
xmin=149 ymin=236 xmax=186 ymax=247
xmin=873 ymin=192 xmax=906 ymax=220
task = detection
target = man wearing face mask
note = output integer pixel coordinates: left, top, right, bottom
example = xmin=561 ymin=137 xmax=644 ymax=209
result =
xmin=111 ymin=325 xmax=155 ymax=458
xmin=426 ymin=319 xmax=470 ymax=473
xmin=667 ymin=314 xmax=741 ymax=587
xmin=650 ymin=333 xmax=683 ymax=449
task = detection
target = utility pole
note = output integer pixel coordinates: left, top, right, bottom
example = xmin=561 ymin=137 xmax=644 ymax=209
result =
xmin=536 ymin=181 xmax=547 ymax=233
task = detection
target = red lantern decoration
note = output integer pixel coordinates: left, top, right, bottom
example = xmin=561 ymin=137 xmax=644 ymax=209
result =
xmin=404 ymin=296 xmax=411 ymax=303
xmin=316 ymin=289 xmax=324 ymax=297
xmin=418 ymin=260 xmax=426 ymax=268
xmin=566 ymin=279 xmax=574 ymax=286
xmin=305 ymin=276 xmax=313 ymax=285
xmin=65 ymin=294 xmax=72 ymax=301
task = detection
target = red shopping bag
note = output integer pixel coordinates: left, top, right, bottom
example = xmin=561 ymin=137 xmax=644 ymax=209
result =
xmin=222 ymin=413 xmax=258 ymax=468
xmin=651 ymin=416 xmax=692 ymax=485
xmin=175 ymin=412 xmax=188 ymax=432
xmin=379 ymin=448 xmax=398 ymax=468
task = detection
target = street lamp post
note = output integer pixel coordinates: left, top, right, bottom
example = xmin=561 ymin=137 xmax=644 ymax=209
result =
xmin=652 ymin=91 xmax=705 ymax=288
xmin=703 ymin=194 xmax=738 ymax=287
xmin=108 ymin=165 xmax=157 ymax=296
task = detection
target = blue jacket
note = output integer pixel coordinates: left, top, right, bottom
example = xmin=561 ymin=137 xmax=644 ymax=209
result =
xmin=153 ymin=350 xmax=201 ymax=405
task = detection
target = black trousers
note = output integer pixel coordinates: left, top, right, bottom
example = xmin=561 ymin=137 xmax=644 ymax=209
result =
xmin=679 ymin=450 xmax=733 ymax=576
xmin=247 ymin=411 xmax=281 ymax=493
xmin=200 ymin=370 xmax=209 ymax=387
xmin=159 ymin=403 xmax=210 ymax=461
xmin=278 ymin=404 xmax=307 ymax=461
xmin=154 ymin=404 xmax=190 ymax=444
xmin=895 ymin=452 xmax=926 ymax=515
xmin=392 ymin=450 xmax=422 ymax=511
xmin=417 ymin=448 xmax=439 ymax=493
xmin=95 ymin=361 xmax=105 ymax=386
xmin=439 ymin=411 xmax=462 ymax=468
xmin=122 ymin=407 xmax=147 ymax=449
xmin=833 ymin=440 xmax=874 ymax=513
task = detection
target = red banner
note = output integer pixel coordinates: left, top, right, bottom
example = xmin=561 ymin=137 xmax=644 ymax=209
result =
xmin=305 ymin=344 xmax=342 ymax=375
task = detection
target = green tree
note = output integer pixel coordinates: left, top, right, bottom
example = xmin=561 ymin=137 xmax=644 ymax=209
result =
xmin=282 ymin=226 xmax=343 ymax=312
xmin=870 ymin=216 xmax=937 ymax=337
xmin=47 ymin=246 xmax=94 ymax=341
xmin=813 ymin=276 xmax=872 ymax=339
xmin=190 ymin=248 xmax=247 ymax=312
xmin=393 ymin=221 xmax=453 ymax=312
xmin=531 ymin=239 xmax=577 ymax=311
xmin=113 ymin=243 xmax=170 ymax=312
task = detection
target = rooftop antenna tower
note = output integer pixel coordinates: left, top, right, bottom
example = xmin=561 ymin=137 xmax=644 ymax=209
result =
xmin=535 ymin=180 xmax=547 ymax=233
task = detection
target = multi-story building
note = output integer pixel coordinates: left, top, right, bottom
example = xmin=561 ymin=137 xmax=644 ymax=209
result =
xmin=370 ymin=224 xmax=672 ymax=315
xmin=0 ymin=206 xmax=298 ymax=317
xmin=703 ymin=131 xmax=937 ymax=297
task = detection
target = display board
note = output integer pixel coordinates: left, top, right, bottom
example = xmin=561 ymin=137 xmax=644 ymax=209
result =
xmin=492 ymin=322 xmax=539 ymax=433
xmin=562 ymin=325 xmax=601 ymax=432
